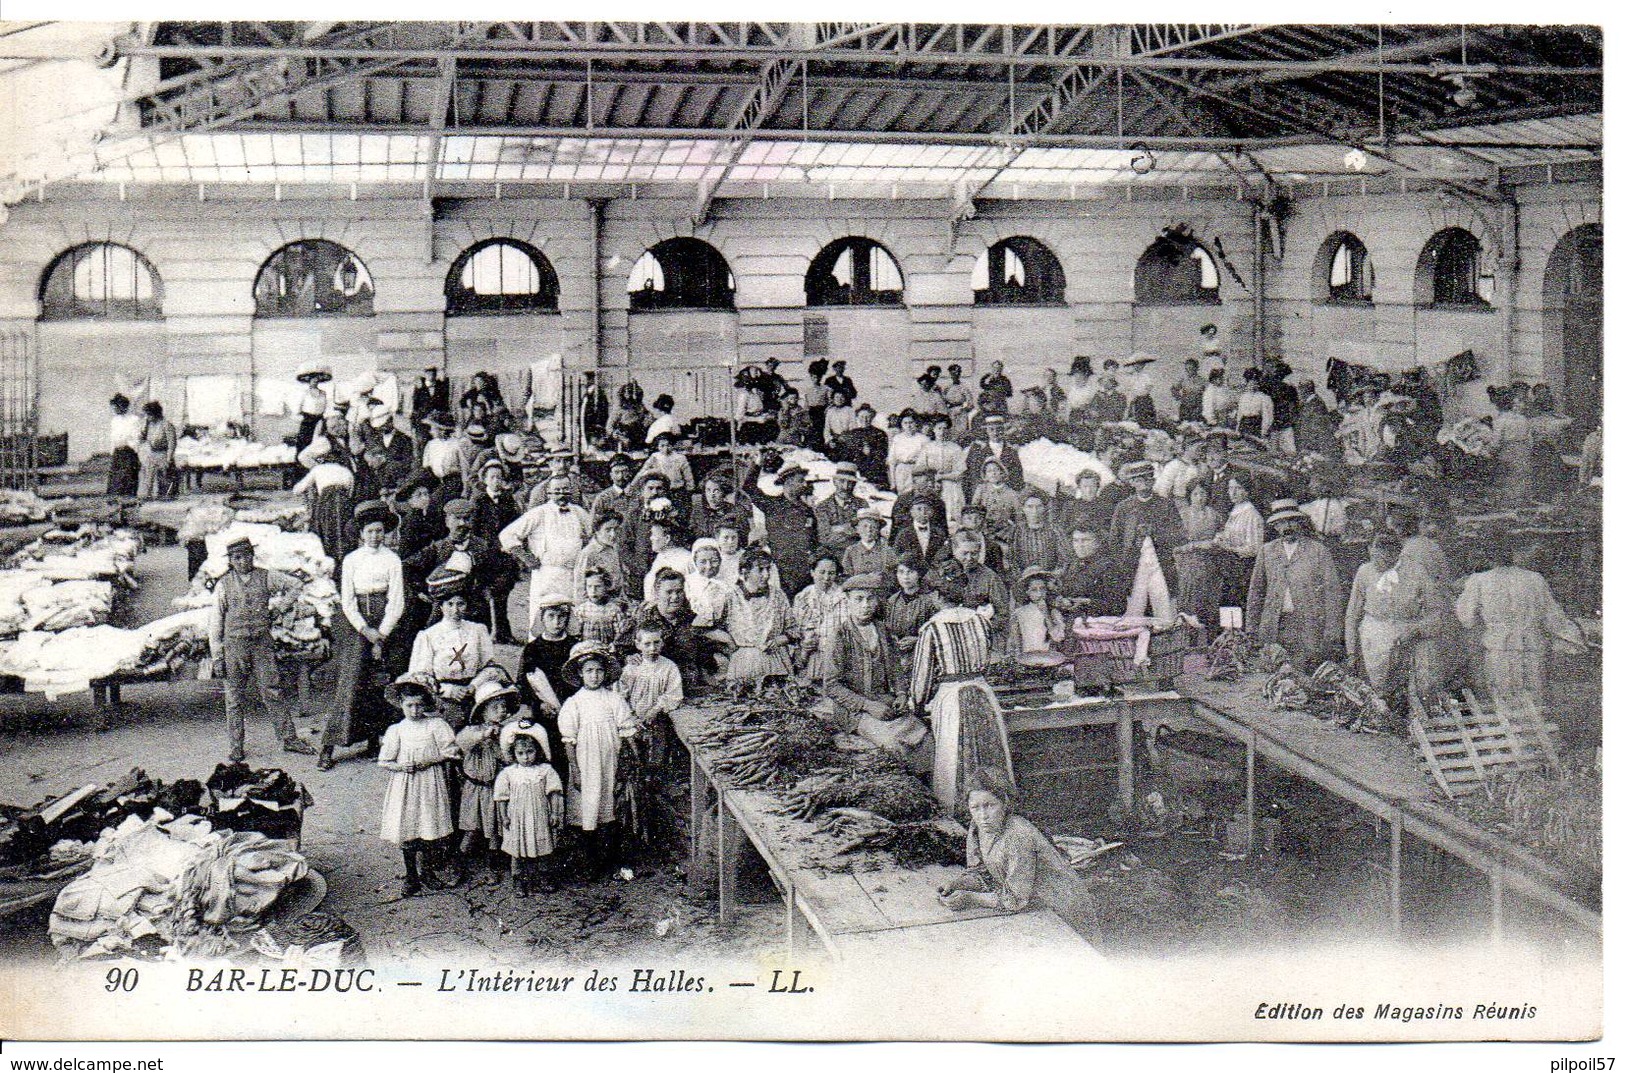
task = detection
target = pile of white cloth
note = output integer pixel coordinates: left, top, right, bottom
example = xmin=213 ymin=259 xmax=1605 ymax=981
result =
xmin=0 ymin=610 xmax=211 ymax=695
xmin=174 ymin=523 xmax=338 ymax=657
xmin=0 ymin=489 xmax=56 ymax=525
xmin=175 ymin=437 xmax=297 ymax=470
xmin=49 ymin=811 xmax=307 ymax=960
xmin=5 ymin=527 xmax=140 ymax=582
xmin=775 ymin=446 xmax=898 ymax=518
xmin=1018 ymin=438 xmax=1118 ymax=497
xmin=0 ymin=576 xmax=115 ymax=635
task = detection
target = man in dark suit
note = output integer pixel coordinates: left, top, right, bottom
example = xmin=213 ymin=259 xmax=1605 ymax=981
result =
xmin=468 ymin=459 xmax=523 ymax=643
xmin=832 ymin=402 xmax=891 ymax=489
xmin=891 ymin=496 xmax=949 ymax=568
xmin=580 ymin=370 xmax=611 ymax=447
xmin=889 ymin=469 xmax=949 ymax=543
xmin=962 ymin=415 xmax=1024 ymax=498
xmin=405 ymin=498 xmax=506 ymax=640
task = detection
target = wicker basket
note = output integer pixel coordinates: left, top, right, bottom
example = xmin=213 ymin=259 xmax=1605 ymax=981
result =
xmin=1073 ymin=625 xmax=1194 ymax=690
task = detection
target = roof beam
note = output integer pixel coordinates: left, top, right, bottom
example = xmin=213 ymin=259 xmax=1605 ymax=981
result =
xmin=1208 ymin=32 xmax=1469 ymax=91
xmin=423 ymin=56 xmax=456 ymax=191
xmin=691 ymin=55 xmax=800 ymax=225
xmin=109 ymin=39 xmax=1600 ymax=76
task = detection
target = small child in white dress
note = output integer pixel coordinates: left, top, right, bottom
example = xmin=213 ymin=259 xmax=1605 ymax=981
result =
xmin=558 ymin=642 xmax=639 ymax=878
xmin=494 ymin=721 xmax=564 ymax=896
xmin=377 ymin=672 xmax=461 ymax=897
xmin=616 ymin=625 xmax=685 ymax=837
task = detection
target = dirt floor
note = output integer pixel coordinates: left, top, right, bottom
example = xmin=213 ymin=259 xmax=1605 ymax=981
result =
xmin=0 ymin=534 xmax=1602 ymax=965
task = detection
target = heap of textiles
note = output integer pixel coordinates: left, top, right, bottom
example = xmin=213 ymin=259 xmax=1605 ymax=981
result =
xmin=231 ymin=499 xmax=309 ymax=531
xmin=0 ymin=575 xmax=114 ymax=635
xmin=0 ymin=610 xmax=210 ymax=696
xmin=172 ymin=523 xmax=338 ymax=658
xmin=0 ymin=489 xmax=57 ymax=525
xmin=776 ymin=446 xmax=897 ymax=514
xmin=1017 ymin=438 xmax=1118 ymax=497
xmin=48 ymin=811 xmax=307 ymax=959
xmin=4 ymin=526 xmax=140 ymax=583
xmin=174 ymin=437 xmax=297 ymax=471
xmin=205 ymin=763 xmax=311 ymax=841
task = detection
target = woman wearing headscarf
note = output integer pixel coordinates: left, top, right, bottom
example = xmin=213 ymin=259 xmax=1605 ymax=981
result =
xmin=320 ymin=500 xmax=408 ymax=770
xmin=137 ymin=400 xmax=178 ymax=500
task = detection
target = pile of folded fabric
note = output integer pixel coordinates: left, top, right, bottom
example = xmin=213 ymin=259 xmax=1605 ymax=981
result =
xmin=48 ymin=811 xmax=307 ymax=960
xmin=204 ymin=763 xmax=311 ymax=842
xmin=173 ymin=523 xmax=338 ymax=659
xmin=0 ymin=489 xmax=56 ymax=525
xmin=0 ymin=625 xmax=151 ymax=697
xmin=1018 ymin=438 xmax=1117 ymax=497
xmin=4 ymin=526 xmax=140 ymax=584
xmin=175 ymin=437 xmax=297 ymax=471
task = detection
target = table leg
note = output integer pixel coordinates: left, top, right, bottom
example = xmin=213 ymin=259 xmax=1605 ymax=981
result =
xmin=717 ymin=798 xmax=742 ymax=926
xmin=1244 ymin=734 xmax=1257 ymax=854
xmin=688 ymin=754 xmax=718 ymax=897
xmin=785 ymin=881 xmax=797 ymax=960
xmin=1389 ymin=814 xmax=1403 ymax=933
xmin=1115 ymin=703 xmax=1134 ymax=809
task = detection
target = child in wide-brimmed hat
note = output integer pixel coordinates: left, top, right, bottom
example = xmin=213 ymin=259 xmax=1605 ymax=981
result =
xmin=494 ymin=720 xmax=565 ymax=896
xmin=558 ymin=642 xmax=638 ymax=877
xmin=377 ymin=672 xmax=461 ymax=897
xmin=454 ymin=677 xmax=523 ymax=871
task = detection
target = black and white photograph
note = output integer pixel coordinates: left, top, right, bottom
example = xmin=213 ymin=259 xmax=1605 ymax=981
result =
xmin=0 ymin=11 xmax=1608 ymax=1052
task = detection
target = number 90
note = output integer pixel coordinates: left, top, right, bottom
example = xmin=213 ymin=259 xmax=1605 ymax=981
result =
xmin=105 ymin=967 xmax=139 ymax=992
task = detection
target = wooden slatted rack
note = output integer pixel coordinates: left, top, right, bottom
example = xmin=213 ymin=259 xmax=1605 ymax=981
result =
xmin=1408 ymin=688 xmax=1560 ymax=798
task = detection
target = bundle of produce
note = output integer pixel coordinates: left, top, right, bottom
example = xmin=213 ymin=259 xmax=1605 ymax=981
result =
xmin=813 ymin=808 xmax=966 ymax=869
xmin=1017 ymin=438 xmax=1116 ymax=498
xmin=1262 ymin=662 xmax=1310 ymax=709
xmin=0 ymin=489 xmax=55 ymax=525
xmin=13 ymin=579 xmax=116 ymax=633
xmin=172 ymin=501 xmax=237 ymax=545
xmin=779 ymin=751 xmax=938 ymax=824
xmin=231 ymin=498 xmax=309 ymax=531
xmin=205 ymin=763 xmax=311 ymax=841
xmin=690 ymin=704 xmax=841 ymax=789
xmin=1467 ymin=758 xmax=1600 ymax=885
xmin=1203 ymin=629 xmax=1253 ymax=681
xmin=1305 ymin=660 xmax=1393 ymax=733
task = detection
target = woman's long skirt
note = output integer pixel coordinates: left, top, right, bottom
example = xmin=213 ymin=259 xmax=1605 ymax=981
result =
xmin=324 ymin=590 xmax=407 ymax=752
xmin=107 ymin=446 xmax=140 ymax=498
xmin=928 ymin=678 xmax=1014 ymax=816
xmin=309 ymin=485 xmax=353 ymax=562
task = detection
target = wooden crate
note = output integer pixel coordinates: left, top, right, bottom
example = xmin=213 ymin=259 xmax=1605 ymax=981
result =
xmin=1408 ymin=688 xmax=1560 ymax=798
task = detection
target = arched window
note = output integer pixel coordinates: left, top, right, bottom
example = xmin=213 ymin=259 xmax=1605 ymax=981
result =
xmin=628 ymin=238 xmax=735 ymax=311
xmin=254 ymin=240 xmax=374 ymax=318
xmin=806 ymin=237 xmax=904 ymax=306
xmin=1418 ymin=227 xmax=1494 ymax=308
xmin=38 ymin=243 xmax=163 ymax=320
xmin=446 ymin=239 xmax=559 ymax=314
xmin=1134 ymin=226 xmax=1221 ymax=305
xmin=973 ymin=236 xmax=1066 ymax=305
xmin=1317 ymin=232 xmax=1375 ymax=304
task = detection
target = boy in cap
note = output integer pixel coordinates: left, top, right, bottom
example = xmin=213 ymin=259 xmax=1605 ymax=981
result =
xmin=814 ymin=461 xmax=866 ymax=551
xmin=210 ymin=537 xmax=315 ymax=761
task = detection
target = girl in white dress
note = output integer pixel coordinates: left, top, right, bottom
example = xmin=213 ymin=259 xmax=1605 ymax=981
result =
xmin=918 ymin=414 xmax=968 ymax=525
xmin=494 ymin=721 xmax=564 ymax=896
xmin=377 ymin=672 xmax=461 ymax=897
xmin=887 ymin=411 xmax=929 ymax=492
xmin=558 ymin=642 xmax=639 ymax=877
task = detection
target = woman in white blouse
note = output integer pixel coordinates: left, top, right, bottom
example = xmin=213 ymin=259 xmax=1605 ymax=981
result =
xmin=106 ymin=394 xmax=143 ymax=498
xmin=320 ymin=500 xmax=408 ymax=770
xmin=887 ymin=410 xmax=929 ymax=493
xmin=1211 ymin=476 xmax=1266 ymax=613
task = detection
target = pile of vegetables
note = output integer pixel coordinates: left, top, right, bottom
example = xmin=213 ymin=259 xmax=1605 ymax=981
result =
xmin=1463 ymin=758 xmax=1600 ymax=884
xmin=1204 ymin=629 xmax=1253 ymax=681
xmin=689 ymin=700 xmax=843 ymax=789
xmin=778 ymin=751 xmax=938 ymax=824
xmin=812 ymin=809 xmax=964 ymax=868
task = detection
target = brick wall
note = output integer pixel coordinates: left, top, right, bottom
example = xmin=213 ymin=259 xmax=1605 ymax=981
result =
xmin=0 ymin=181 xmax=1598 ymax=460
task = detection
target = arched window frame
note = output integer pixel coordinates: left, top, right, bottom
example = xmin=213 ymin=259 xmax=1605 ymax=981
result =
xmin=973 ymin=236 xmax=1067 ymax=306
xmin=1133 ymin=228 xmax=1222 ymax=306
xmin=253 ymin=240 xmax=375 ymax=318
xmin=1417 ymin=227 xmax=1495 ymax=309
xmin=38 ymin=242 xmax=163 ymax=321
xmin=805 ymin=237 xmax=905 ymax=307
xmin=628 ymin=238 xmax=736 ymax=312
xmin=1317 ymin=231 xmax=1375 ymax=305
xmin=445 ymin=238 xmax=560 ymax=315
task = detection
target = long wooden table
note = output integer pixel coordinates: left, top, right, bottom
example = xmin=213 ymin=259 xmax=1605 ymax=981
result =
xmin=671 ymin=704 xmax=1101 ymax=964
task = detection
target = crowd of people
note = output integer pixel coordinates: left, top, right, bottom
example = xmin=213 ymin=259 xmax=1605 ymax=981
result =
xmin=202 ymin=345 xmax=1592 ymax=914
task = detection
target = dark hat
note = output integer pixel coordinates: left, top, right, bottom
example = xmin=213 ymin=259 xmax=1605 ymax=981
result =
xmin=225 ymin=536 xmax=256 ymax=557
xmin=426 ymin=564 xmax=470 ymax=600
xmin=842 ymin=572 xmax=888 ymax=593
xmin=422 ymin=411 xmax=454 ymax=431
xmin=833 ymin=461 xmax=860 ymax=481
xmin=776 ymin=464 xmax=809 ymax=486
xmin=397 ymin=472 xmax=439 ymax=500
xmin=608 ymin=453 xmax=634 ymax=470
xmin=352 ymin=500 xmax=398 ymax=533
xmin=443 ymin=497 xmax=475 ymax=519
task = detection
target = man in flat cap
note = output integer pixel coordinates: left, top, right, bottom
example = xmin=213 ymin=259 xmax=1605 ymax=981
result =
xmin=407 ymin=498 xmax=505 ymax=642
xmin=210 ymin=537 xmax=314 ymax=761
xmin=814 ymin=461 xmax=866 ymax=553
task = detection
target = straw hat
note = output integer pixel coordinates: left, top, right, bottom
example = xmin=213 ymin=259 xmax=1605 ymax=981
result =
xmin=425 ymin=564 xmax=469 ymax=601
xmin=384 ymin=671 xmax=440 ymax=710
xmin=561 ymin=641 xmax=621 ymax=686
xmin=470 ymin=679 xmax=520 ymax=724
xmin=295 ymin=361 xmax=334 ymax=385
xmin=1266 ymin=499 xmax=1309 ymax=526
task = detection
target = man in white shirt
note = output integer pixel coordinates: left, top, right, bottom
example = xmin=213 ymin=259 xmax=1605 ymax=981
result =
xmin=500 ymin=474 xmax=592 ymax=638
xmin=1155 ymin=436 xmax=1206 ymax=501
xmin=419 ymin=412 xmax=460 ymax=480
xmin=1301 ymin=475 xmax=1349 ymax=541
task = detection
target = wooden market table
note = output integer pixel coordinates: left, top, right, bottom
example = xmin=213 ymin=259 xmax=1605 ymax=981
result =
xmin=671 ymin=703 xmax=1100 ymax=964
